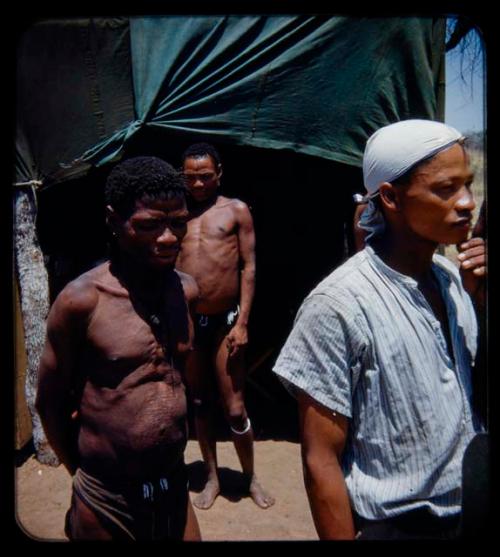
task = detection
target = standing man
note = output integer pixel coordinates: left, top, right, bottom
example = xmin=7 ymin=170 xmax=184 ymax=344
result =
xmin=36 ymin=156 xmax=201 ymax=540
xmin=176 ymin=143 xmax=274 ymax=510
xmin=273 ymin=120 xmax=486 ymax=539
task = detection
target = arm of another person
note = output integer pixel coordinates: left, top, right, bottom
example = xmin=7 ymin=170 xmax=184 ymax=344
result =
xmin=178 ymin=270 xmax=200 ymax=350
xmin=353 ymin=201 xmax=368 ymax=253
xmin=35 ymin=281 xmax=96 ymax=475
xmin=297 ymin=390 xmax=356 ymax=540
xmin=181 ymin=272 xmax=200 ymax=319
xmin=457 ymin=202 xmax=487 ymax=312
xmin=458 ymin=203 xmax=487 ymax=423
xmin=227 ymin=200 xmax=256 ymax=356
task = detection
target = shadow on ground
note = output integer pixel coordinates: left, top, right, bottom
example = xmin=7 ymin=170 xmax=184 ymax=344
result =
xmin=187 ymin=460 xmax=252 ymax=504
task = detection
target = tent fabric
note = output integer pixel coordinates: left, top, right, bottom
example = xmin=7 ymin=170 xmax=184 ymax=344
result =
xmin=15 ymin=17 xmax=135 ymax=185
xmin=130 ymin=16 xmax=445 ymax=166
xmin=15 ymin=16 xmax=446 ymax=186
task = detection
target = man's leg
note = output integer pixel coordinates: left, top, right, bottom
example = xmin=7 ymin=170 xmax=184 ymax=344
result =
xmin=183 ymin=498 xmax=202 ymax=540
xmin=65 ymin=491 xmax=114 ymax=540
xmin=214 ymin=333 xmax=275 ymax=509
xmin=184 ymin=347 xmax=220 ymax=510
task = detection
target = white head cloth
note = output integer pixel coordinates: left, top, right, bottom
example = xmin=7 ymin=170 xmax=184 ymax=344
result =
xmin=363 ymin=119 xmax=463 ymax=197
xmin=359 ymin=119 xmax=464 ymax=240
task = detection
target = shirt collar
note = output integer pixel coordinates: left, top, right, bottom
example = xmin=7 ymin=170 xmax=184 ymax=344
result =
xmin=364 ymin=245 xmax=452 ymax=290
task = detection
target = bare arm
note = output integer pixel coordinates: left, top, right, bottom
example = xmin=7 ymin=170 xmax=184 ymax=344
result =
xmin=227 ymin=201 xmax=256 ymax=356
xmin=458 ymin=234 xmax=486 ymax=312
xmin=353 ymin=202 xmax=368 ymax=252
xmin=35 ymin=281 xmax=96 ymax=475
xmin=298 ymin=390 xmax=355 ymax=540
xmin=178 ymin=270 xmax=200 ymax=336
xmin=178 ymin=270 xmax=200 ymax=311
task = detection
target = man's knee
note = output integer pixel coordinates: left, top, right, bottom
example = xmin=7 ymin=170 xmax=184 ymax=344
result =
xmin=226 ymin=406 xmax=248 ymax=431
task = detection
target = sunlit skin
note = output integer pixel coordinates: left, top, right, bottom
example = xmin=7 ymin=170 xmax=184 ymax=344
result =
xmin=36 ymin=195 xmax=201 ymax=540
xmin=384 ymin=142 xmax=476 ymax=247
xmin=375 ymin=142 xmax=486 ymax=308
xmin=176 ymin=154 xmax=274 ymax=510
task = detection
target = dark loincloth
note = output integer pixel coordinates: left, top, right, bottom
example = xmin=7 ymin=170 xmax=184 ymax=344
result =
xmin=194 ymin=306 xmax=239 ymax=348
xmin=65 ymin=460 xmax=189 ymax=540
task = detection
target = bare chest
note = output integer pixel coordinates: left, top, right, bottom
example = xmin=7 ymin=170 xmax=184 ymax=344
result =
xmin=185 ymin=205 xmax=238 ymax=245
xmin=83 ymin=293 xmax=192 ymax=386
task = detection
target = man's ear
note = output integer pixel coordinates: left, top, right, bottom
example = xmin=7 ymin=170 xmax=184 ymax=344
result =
xmin=378 ymin=182 xmax=400 ymax=212
xmin=217 ymin=164 xmax=223 ymax=181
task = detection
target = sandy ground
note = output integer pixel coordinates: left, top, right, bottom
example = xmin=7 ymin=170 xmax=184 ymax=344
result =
xmin=15 ymin=439 xmax=318 ymax=542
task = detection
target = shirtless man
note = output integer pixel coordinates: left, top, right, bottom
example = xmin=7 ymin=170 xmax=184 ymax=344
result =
xmin=36 ymin=156 xmax=201 ymax=540
xmin=176 ymin=143 xmax=274 ymax=510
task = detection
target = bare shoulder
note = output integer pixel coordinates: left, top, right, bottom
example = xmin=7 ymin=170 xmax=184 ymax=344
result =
xmin=221 ymin=196 xmax=250 ymax=210
xmin=175 ymin=270 xmax=200 ymax=304
xmin=219 ymin=197 xmax=252 ymax=220
xmin=51 ymin=263 xmax=104 ymax=319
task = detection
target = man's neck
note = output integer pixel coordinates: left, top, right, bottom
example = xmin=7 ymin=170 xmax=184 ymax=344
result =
xmin=372 ymin=232 xmax=438 ymax=282
xmin=110 ymin=257 xmax=174 ymax=298
xmin=188 ymin=194 xmax=218 ymax=216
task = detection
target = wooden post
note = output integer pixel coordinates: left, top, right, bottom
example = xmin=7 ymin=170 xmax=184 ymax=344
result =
xmin=14 ymin=277 xmax=32 ymax=449
xmin=13 ymin=186 xmax=59 ymax=466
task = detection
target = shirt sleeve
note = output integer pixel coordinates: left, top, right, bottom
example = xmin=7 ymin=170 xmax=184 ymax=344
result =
xmin=272 ymin=292 xmax=366 ymax=418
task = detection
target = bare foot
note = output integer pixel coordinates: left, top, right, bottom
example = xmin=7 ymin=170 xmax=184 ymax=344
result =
xmin=193 ymin=479 xmax=220 ymax=510
xmin=249 ymin=477 xmax=275 ymax=509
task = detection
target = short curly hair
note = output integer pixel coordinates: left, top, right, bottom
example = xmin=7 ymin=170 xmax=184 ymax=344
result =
xmin=182 ymin=142 xmax=221 ymax=168
xmin=105 ymin=156 xmax=187 ymax=217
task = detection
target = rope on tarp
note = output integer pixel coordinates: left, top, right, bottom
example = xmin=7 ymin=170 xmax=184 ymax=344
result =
xmin=12 ymin=180 xmax=43 ymax=188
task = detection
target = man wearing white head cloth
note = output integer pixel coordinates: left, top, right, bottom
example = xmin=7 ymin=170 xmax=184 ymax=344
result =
xmin=273 ymin=119 xmax=486 ymax=539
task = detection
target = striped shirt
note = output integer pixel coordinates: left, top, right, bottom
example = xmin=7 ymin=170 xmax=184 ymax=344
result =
xmin=273 ymin=245 xmax=483 ymax=520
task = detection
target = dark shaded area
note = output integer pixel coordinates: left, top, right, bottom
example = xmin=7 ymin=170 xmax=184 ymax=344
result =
xmin=445 ymin=16 xmax=476 ymax=52
xmin=14 ymin=438 xmax=36 ymax=468
xmin=35 ymin=128 xmax=364 ymax=442
xmin=16 ymin=17 xmax=134 ymax=184
xmin=460 ymin=433 xmax=490 ymax=538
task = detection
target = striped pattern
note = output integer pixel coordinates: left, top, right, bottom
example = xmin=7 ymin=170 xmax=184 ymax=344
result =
xmin=273 ymin=246 xmax=483 ymax=520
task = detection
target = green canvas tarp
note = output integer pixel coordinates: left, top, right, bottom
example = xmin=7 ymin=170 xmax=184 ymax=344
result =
xmin=16 ymin=15 xmax=446 ymax=187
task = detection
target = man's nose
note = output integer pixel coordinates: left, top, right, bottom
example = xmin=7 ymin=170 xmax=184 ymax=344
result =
xmin=457 ymin=187 xmax=476 ymax=212
xmin=157 ymin=226 xmax=178 ymax=244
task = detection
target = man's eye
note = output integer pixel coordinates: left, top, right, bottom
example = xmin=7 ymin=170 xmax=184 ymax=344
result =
xmin=170 ymin=220 xmax=187 ymax=229
xmin=137 ymin=221 xmax=160 ymax=231
xmin=437 ymin=184 xmax=457 ymax=195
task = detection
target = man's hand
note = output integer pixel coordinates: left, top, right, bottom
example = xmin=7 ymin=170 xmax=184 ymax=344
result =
xmin=226 ymin=323 xmax=248 ymax=358
xmin=457 ymin=236 xmax=486 ymax=310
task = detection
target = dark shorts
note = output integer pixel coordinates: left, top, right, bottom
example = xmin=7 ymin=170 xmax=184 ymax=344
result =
xmin=65 ymin=460 xmax=189 ymax=541
xmin=194 ymin=306 xmax=239 ymax=348
xmin=353 ymin=508 xmax=461 ymax=540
